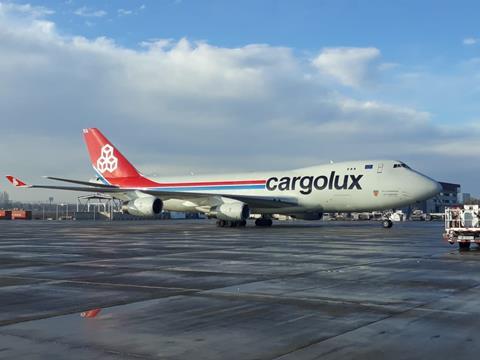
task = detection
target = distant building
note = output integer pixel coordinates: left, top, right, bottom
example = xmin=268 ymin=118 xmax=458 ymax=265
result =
xmin=405 ymin=182 xmax=461 ymax=214
xmin=459 ymin=193 xmax=471 ymax=204
xmin=0 ymin=191 xmax=10 ymax=208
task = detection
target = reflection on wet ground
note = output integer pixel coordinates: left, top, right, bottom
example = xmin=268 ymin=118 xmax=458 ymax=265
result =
xmin=0 ymin=220 xmax=480 ymax=359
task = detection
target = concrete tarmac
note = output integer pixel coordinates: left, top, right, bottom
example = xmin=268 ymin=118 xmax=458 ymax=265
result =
xmin=0 ymin=220 xmax=479 ymax=359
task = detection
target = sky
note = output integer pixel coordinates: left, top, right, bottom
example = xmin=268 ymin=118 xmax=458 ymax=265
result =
xmin=1 ymin=0 xmax=479 ymax=202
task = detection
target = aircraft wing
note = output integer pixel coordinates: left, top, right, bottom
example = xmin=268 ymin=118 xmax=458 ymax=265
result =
xmin=6 ymin=175 xmax=298 ymax=209
xmin=142 ymin=189 xmax=298 ymax=208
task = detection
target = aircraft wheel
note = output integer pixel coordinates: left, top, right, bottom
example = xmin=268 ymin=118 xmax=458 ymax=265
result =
xmin=229 ymin=221 xmax=237 ymax=227
xmin=382 ymin=219 xmax=393 ymax=229
xmin=217 ymin=220 xmax=226 ymax=227
xmin=239 ymin=220 xmax=247 ymax=227
xmin=459 ymin=242 xmax=471 ymax=251
xmin=255 ymin=218 xmax=273 ymax=227
xmin=255 ymin=218 xmax=264 ymax=227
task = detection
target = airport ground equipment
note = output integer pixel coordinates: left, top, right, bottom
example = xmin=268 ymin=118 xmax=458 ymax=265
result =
xmin=410 ymin=209 xmax=427 ymax=221
xmin=444 ymin=205 xmax=480 ymax=250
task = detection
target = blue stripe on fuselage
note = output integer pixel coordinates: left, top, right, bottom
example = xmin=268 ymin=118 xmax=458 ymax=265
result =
xmin=89 ymin=169 xmax=265 ymax=191
xmin=151 ymin=184 xmax=266 ymax=191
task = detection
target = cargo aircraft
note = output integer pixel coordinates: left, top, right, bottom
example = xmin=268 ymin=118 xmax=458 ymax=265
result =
xmin=6 ymin=128 xmax=441 ymax=228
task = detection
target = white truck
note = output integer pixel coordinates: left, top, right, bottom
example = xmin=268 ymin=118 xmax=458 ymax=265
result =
xmin=444 ymin=205 xmax=480 ymax=250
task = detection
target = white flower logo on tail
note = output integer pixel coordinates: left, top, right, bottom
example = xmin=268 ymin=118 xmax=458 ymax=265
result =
xmin=97 ymin=144 xmax=118 ymax=173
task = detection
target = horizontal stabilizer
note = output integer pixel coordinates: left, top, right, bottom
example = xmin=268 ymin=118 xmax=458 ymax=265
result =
xmin=5 ymin=175 xmax=29 ymax=187
xmin=5 ymin=175 xmax=122 ymax=193
xmin=25 ymin=185 xmax=126 ymax=193
xmin=43 ymin=176 xmax=118 ymax=188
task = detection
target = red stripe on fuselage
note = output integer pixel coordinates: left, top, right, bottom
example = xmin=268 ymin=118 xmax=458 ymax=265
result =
xmin=103 ymin=176 xmax=266 ymax=188
xmin=155 ymin=179 xmax=266 ymax=187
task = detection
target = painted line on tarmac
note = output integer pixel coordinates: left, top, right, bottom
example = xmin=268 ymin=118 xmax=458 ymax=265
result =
xmin=0 ymin=275 xmax=204 ymax=292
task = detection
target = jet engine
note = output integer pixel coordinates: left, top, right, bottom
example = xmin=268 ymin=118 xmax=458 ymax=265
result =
xmin=291 ymin=212 xmax=323 ymax=221
xmin=122 ymin=197 xmax=163 ymax=217
xmin=212 ymin=202 xmax=250 ymax=221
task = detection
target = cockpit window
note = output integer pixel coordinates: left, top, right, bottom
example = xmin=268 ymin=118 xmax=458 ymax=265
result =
xmin=394 ymin=163 xmax=410 ymax=169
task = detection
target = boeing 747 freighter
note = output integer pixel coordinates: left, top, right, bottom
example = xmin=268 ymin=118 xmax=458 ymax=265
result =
xmin=6 ymin=128 xmax=441 ymax=228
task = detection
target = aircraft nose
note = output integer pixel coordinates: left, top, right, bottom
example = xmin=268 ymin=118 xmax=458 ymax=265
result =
xmin=417 ymin=175 xmax=442 ymax=200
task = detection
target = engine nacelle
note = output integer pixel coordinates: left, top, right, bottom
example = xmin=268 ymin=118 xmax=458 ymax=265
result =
xmin=122 ymin=197 xmax=163 ymax=217
xmin=214 ymin=202 xmax=250 ymax=221
xmin=291 ymin=212 xmax=323 ymax=221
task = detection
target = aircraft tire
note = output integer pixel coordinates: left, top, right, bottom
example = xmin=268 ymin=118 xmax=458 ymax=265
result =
xmin=382 ymin=220 xmax=393 ymax=229
xmin=255 ymin=218 xmax=273 ymax=227
xmin=218 ymin=220 xmax=247 ymax=227
xmin=459 ymin=242 xmax=471 ymax=251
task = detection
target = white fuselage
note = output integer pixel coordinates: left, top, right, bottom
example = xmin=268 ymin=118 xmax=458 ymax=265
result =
xmin=131 ymin=160 xmax=441 ymax=216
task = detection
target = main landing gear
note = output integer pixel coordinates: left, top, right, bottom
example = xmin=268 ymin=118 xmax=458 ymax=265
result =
xmin=255 ymin=217 xmax=273 ymax=227
xmin=216 ymin=217 xmax=273 ymax=227
xmin=216 ymin=220 xmax=247 ymax=227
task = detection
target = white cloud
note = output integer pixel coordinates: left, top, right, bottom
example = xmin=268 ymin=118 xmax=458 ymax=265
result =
xmin=0 ymin=2 xmax=478 ymax=200
xmin=139 ymin=38 xmax=173 ymax=49
xmin=463 ymin=37 xmax=478 ymax=45
xmin=312 ymin=47 xmax=381 ymax=87
xmin=74 ymin=6 xmax=106 ymax=18
xmin=117 ymin=8 xmax=133 ymax=16
xmin=378 ymin=62 xmax=398 ymax=71
xmin=0 ymin=2 xmax=53 ymax=17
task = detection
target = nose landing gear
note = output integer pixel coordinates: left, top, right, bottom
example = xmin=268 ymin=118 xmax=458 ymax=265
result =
xmin=381 ymin=210 xmax=394 ymax=229
xmin=382 ymin=219 xmax=393 ymax=228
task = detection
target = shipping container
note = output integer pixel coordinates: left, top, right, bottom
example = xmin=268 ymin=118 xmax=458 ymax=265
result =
xmin=11 ymin=210 xmax=32 ymax=220
xmin=0 ymin=210 xmax=12 ymax=220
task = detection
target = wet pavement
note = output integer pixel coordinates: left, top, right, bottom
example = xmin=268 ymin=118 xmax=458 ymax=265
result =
xmin=0 ymin=220 xmax=479 ymax=359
